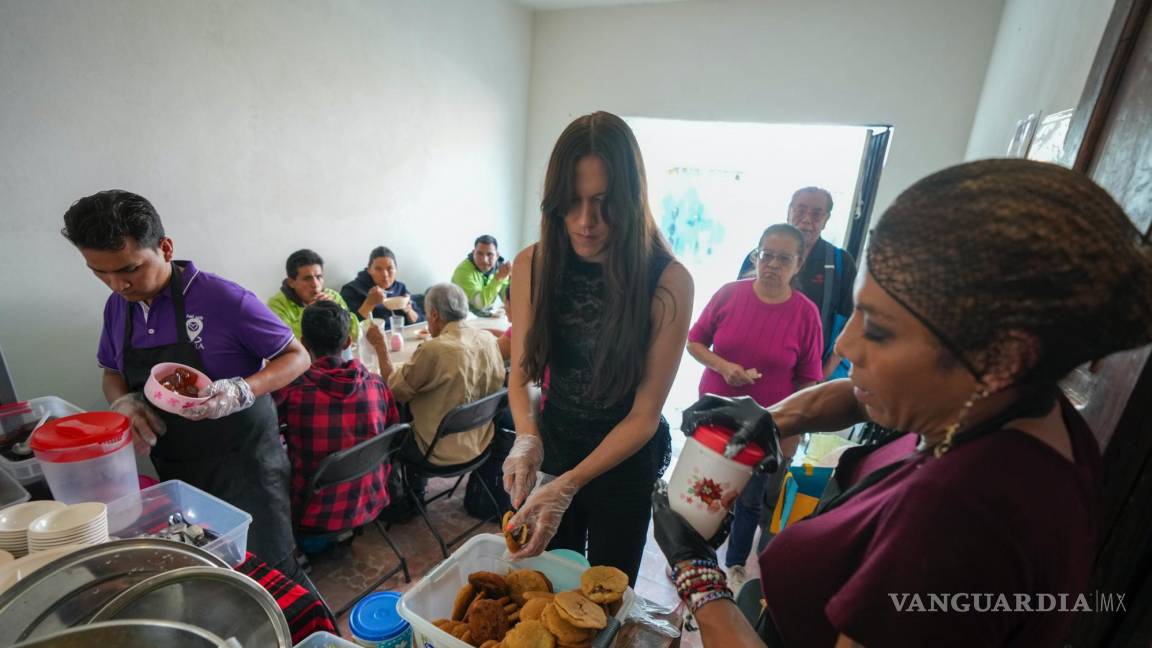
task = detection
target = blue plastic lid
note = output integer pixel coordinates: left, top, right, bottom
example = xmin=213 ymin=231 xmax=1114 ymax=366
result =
xmin=548 ymin=548 xmax=591 ymax=568
xmin=349 ymin=591 xmax=408 ymax=641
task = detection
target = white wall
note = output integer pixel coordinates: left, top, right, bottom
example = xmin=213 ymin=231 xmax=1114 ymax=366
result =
xmin=0 ymin=0 xmax=532 ymax=409
xmin=521 ymin=0 xmax=1005 ymax=244
xmin=965 ymin=0 xmax=1113 ymax=159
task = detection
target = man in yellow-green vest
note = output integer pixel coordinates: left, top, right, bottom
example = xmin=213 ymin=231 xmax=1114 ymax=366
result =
xmin=267 ymin=249 xmax=358 ymax=341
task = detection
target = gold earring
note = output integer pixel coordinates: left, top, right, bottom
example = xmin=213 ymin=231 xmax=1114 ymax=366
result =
xmin=934 ymin=385 xmax=989 ymax=458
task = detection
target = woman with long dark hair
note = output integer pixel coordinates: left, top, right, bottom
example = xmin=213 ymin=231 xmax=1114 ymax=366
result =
xmin=502 ymin=111 xmax=693 ymax=582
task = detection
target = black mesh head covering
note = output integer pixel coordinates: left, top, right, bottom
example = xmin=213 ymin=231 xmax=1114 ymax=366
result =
xmin=867 ymin=159 xmax=1152 ymax=384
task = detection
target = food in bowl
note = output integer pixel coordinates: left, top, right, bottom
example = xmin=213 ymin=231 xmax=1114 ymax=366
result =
xmin=432 ymin=565 xmax=619 ymax=646
xmin=144 ymin=362 xmax=211 ymax=416
xmin=158 ymin=367 xmax=201 ymax=397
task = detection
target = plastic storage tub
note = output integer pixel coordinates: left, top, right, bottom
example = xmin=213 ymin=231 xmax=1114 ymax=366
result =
xmin=30 ymin=412 xmax=139 ymax=504
xmin=294 ymin=631 xmax=360 ymax=647
xmin=0 ymin=396 xmax=85 ymax=485
xmin=398 ymin=534 xmax=634 ymax=648
xmin=106 ymin=480 xmax=253 ymax=566
xmin=0 ymin=468 xmax=29 ymax=511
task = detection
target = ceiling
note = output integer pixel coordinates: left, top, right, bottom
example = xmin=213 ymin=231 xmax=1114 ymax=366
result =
xmin=515 ymin=0 xmax=688 ymax=10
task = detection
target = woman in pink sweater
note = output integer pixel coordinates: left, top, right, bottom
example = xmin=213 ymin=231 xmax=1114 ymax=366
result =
xmin=686 ymin=223 xmax=823 ymax=586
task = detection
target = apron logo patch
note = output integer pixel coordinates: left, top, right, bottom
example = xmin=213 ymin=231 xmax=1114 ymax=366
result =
xmin=186 ymin=314 xmax=205 ymax=350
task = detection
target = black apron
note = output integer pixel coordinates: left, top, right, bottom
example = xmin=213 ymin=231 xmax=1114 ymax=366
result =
xmin=120 ymin=263 xmax=295 ymax=564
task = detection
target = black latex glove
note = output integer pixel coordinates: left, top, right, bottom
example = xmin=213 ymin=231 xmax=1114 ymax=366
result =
xmin=681 ymin=394 xmax=783 ymax=473
xmin=651 ymin=480 xmax=733 ymax=566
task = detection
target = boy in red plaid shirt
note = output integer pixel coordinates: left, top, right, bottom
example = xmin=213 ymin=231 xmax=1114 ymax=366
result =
xmin=276 ymin=300 xmax=399 ymax=535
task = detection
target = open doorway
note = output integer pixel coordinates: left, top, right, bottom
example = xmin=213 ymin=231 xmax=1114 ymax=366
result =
xmin=626 ymin=117 xmax=890 ymax=445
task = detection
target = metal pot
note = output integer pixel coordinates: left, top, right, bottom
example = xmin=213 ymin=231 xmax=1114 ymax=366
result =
xmin=12 ymin=619 xmax=235 ymax=647
xmin=0 ymin=538 xmax=228 ymax=643
xmin=91 ymin=565 xmax=291 ymax=647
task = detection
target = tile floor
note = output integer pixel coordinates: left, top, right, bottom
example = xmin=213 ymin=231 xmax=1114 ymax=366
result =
xmin=307 ymin=477 xmax=500 ymax=635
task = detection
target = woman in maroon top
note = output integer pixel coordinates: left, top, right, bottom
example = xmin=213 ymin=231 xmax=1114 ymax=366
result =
xmin=653 ymin=159 xmax=1152 ymax=647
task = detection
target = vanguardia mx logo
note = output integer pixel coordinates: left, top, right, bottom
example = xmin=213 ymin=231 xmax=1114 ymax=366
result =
xmin=888 ymin=592 xmax=1127 ymax=613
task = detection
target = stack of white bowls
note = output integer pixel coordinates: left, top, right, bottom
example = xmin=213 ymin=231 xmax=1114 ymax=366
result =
xmin=0 ymin=501 xmax=66 ymax=557
xmin=26 ymin=502 xmax=108 ymax=553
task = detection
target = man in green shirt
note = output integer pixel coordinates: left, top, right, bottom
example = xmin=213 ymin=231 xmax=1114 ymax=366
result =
xmin=267 ymin=249 xmax=358 ymax=341
xmin=450 ymin=234 xmax=512 ymax=317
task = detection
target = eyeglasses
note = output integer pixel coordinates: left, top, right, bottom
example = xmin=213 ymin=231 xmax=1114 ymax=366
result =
xmin=749 ymin=249 xmax=797 ymax=265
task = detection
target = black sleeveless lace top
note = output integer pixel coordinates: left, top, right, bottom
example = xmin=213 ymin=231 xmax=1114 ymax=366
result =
xmin=538 ymin=253 xmax=673 ymax=484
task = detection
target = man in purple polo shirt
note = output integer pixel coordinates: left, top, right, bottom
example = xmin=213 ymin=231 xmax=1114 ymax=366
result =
xmin=96 ymin=262 xmax=296 ymax=386
xmin=62 ymin=190 xmax=312 ymax=587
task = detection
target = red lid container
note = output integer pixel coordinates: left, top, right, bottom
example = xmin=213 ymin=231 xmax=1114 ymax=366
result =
xmin=29 ymin=412 xmax=131 ymax=463
xmin=691 ymin=424 xmax=766 ymax=467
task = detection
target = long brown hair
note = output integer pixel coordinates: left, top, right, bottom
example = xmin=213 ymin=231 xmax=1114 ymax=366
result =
xmin=523 ymin=112 xmax=674 ymax=403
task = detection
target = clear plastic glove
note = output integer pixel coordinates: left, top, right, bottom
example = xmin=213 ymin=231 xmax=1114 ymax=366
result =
xmin=110 ymin=392 xmax=166 ymax=453
xmin=502 ymin=433 xmax=543 ymax=508
xmin=506 ymin=474 xmax=579 ymax=560
xmin=651 ymin=480 xmax=733 ymax=566
xmin=681 ymin=394 xmax=782 ymax=473
xmin=186 ymin=377 xmax=255 ymax=420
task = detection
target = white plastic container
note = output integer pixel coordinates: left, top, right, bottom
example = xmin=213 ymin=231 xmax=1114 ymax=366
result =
xmin=0 ymin=397 xmax=85 ymax=485
xmin=106 ymin=480 xmax=253 ymax=566
xmin=29 ymin=412 xmax=138 ymax=505
xmin=358 ymin=319 xmax=385 ymax=374
xmin=667 ymin=424 xmax=765 ymax=539
xmin=398 ymin=534 xmax=634 ymax=648
xmin=0 ymin=469 xmax=28 ymax=511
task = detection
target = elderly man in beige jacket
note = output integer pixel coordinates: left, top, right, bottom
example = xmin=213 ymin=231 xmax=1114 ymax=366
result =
xmin=384 ymin=283 xmax=505 ymax=499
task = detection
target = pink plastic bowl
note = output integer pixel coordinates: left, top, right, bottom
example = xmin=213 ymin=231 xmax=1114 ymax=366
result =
xmin=143 ymin=362 xmax=211 ymax=416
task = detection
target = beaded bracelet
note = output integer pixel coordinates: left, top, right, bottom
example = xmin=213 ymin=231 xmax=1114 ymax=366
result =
xmin=671 ymin=559 xmax=719 ymax=580
xmin=688 ymin=588 xmax=734 ymax=613
xmin=681 ymin=581 xmax=723 ymax=599
xmin=675 ymin=568 xmax=726 ymax=590
xmin=674 ymin=566 xmax=729 ymax=601
xmin=673 ymin=560 xmax=720 ymax=578
xmin=674 ymin=567 xmax=725 ymax=587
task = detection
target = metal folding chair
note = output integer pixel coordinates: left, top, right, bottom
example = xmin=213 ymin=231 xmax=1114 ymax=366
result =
xmin=399 ymin=388 xmax=508 ymax=558
xmin=300 ymin=422 xmax=412 ymax=616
